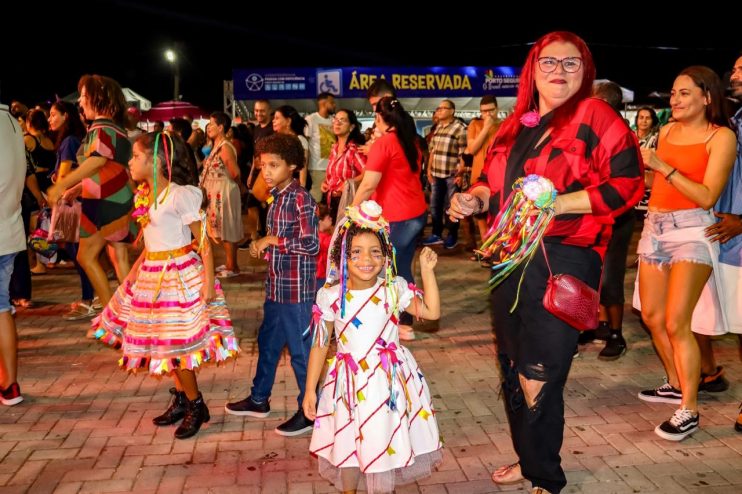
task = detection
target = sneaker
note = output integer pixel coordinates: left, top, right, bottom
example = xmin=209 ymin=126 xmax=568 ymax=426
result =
xmin=63 ymin=302 xmax=99 ymax=321
xmin=399 ymin=324 xmax=416 ymax=341
xmin=224 ymin=396 xmax=270 ymax=417
xmin=0 ymin=382 xmax=23 ymax=406
xmin=577 ymin=330 xmax=596 ymax=345
xmin=443 ymin=235 xmax=459 ymax=250
xmin=654 ymin=407 xmax=699 ymax=441
xmin=275 ymin=410 xmax=314 ymax=437
xmin=638 ymin=382 xmax=682 ymax=404
xmin=598 ymin=330 xmax=627 ymax=361
xmin=698 ymin=365 xmax=729 ymax=393
xmin=422 ymin=235 xmax=443 ymax=246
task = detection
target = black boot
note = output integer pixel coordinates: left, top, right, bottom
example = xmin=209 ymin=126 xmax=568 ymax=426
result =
xmin=153 ymin=388 xmax=187 ymax=426
xmin=598 ymin=329 xmax=627 ymax=361
xmin=174 ymin=393 xmax=210 ymax=439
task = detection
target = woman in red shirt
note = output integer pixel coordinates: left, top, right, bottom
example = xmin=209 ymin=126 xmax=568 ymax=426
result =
xmin=353 ymin=97 xmax=427 ymax=340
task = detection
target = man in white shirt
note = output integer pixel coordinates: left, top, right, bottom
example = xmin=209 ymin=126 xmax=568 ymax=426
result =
xmin=305 ymin=92 xmax=336 ymax=202
xmin=0 ymin=102 xmax=28 ymax=406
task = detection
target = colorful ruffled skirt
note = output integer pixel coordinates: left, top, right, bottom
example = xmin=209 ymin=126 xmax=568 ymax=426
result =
xmin=93 ymin=246 xmax=239 ymax=375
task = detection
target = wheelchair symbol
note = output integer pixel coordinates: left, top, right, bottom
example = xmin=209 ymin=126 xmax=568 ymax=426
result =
xmin=319 ymin=74 xmax=338 ymax=94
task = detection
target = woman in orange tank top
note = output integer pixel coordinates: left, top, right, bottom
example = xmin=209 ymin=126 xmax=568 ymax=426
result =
xmin=636 ymin=66 xmax=736 ymax=441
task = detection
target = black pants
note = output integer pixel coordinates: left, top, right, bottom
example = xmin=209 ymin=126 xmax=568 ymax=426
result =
xmin=600 ymin=211 xmax=635 ymax=306
xmin=490 ymin=242 xmax=601 ymax=494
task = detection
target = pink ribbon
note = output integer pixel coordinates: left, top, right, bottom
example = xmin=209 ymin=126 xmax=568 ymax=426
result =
xmin=376 ymin=338 xmax=400 ymax=372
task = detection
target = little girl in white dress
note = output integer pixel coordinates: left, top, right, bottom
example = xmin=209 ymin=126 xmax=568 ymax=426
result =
xmin=303 ymin=200 xmax=442 ymax=493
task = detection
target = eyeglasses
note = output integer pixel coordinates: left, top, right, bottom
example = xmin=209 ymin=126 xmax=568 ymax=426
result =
xmin=435 ymin=106 xmax=453 ymax=112
xmin=332 ymin=117 xmax=349 ymax=124
xmin=537 ymin=56 xmax=582 ymax=73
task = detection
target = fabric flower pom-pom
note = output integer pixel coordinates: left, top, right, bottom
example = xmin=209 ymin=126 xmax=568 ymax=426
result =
xmin=520 ymin=110 xmax=541 ymax=128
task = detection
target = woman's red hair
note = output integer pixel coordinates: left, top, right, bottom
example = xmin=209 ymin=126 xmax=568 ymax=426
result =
xmin=497 ymin=31 xmax=596 ymax=146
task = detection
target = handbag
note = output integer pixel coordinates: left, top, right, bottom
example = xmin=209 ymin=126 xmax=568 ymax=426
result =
xmin=335 ymin=179 xmax=356 ymax=223
xmin=540 ymin=240 xmax=600 ymax=331
xmin=49 ymin=200 xmax=81 ymax=243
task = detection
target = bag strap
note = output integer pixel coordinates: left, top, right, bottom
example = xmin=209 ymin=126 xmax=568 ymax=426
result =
xmin=540 ymin=239 xmax=604 ymax=293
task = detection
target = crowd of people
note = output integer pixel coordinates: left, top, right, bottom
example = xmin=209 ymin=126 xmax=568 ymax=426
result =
xmin=1 ymin=33 xmax=741 ymax=494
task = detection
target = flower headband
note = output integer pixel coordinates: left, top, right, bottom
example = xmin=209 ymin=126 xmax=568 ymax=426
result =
xmin=330 ymin=201 xmax=398 ymax=317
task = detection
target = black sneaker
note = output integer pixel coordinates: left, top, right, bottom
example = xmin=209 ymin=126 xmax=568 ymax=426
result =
xmin=638 ymin=382 xmax=682 ymax=404
xmin=224 ymin=395 xmax=270 ymax=417
xmin=654 ymin=407 xmax=699 ymax=441
xmin=577 ymin=330 xmax=596 ymax=345
xmin=0 ymin=382 xmax=23 ymax=406
xmin=275 ymin=410 xmax=314 ymax=437
xmin=698 ymin=365 xmax=729 ymax=392
xmin=598 ymin=330 xmax=627 ymax=361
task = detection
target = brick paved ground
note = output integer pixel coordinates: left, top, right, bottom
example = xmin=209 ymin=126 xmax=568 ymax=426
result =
xmin=2 ymin=228 xmax=741 ymax=493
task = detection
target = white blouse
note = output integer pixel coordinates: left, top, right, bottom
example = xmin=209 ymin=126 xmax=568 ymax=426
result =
xmin=143 ymin=184 xmax=203 ymax=252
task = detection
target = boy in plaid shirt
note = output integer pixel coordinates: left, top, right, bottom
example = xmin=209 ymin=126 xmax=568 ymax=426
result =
xmin=225 ymin=134 xmax=319 ymax=437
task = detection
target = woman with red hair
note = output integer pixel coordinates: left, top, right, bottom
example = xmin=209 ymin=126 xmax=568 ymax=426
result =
xmin=449 ymin=32 xmax=643 ymax=493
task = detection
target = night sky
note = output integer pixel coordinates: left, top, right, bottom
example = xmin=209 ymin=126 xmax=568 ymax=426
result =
xmin=3 ymin=2 xmax=739 ymax=112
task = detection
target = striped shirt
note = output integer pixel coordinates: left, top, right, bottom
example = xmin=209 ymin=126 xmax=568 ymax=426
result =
xmin=478 ymin=98 xmax=644 ymax=258
xmin=265 ymin=180 xmax=319 ymax=303
xmin=324 ymin=141 xmax=365 ymax=194
xmin=429 ymin=119 xmax=467 ymax=178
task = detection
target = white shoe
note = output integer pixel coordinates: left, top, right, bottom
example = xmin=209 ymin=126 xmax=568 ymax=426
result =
xmin=398 ymin=324 xmax=416 ymax=341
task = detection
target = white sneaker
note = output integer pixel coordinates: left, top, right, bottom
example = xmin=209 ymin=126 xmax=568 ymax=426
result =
xmin=398 ymin=324 xmax=416 ymax=341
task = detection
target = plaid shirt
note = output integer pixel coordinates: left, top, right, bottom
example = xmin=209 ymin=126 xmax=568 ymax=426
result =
xmin=429 ymin=119 xmax=467 ymax=178
xmin=265 ymin=180 xmax=319 ymax=303
xmin=478 ymin=98 xmax=644 ymax=258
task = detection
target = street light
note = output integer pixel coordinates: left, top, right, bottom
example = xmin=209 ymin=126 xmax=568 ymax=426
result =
xmin=165 ymin=49 xmax=180 ymax=101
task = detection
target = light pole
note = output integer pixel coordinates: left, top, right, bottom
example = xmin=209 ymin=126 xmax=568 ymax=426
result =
xmin=165 ymin=49 xmax=180 ymax=101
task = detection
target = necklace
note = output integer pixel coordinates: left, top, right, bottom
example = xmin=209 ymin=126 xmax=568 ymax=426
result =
xmin=132 ymin=182 xmax=152 ymax=228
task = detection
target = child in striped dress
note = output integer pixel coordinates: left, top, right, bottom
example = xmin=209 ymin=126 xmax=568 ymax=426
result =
xmin=93 ymin=133 xmax=239 ymax=439
xmin=303 ymin=200 xmax=442 ymax=493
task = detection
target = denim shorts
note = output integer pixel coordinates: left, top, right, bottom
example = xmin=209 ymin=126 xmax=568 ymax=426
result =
xmin=637 ymin=209 xmax=715 ymax=267
xmin=0 ymin=252 xmax=18 ymax=313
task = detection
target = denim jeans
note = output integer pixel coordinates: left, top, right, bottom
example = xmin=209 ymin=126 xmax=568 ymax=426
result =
xmin=64 ymin=242 xmax=94 ymax=301
xmin=390 ymin=212 xmax=426 ymax=325
xmin=251 ymin=299 xmax=313 ymax=409
xmin=0 ymin=253 xmax=18 ymax=313
xmin=430 ymin=176 xmax=460 ymax=239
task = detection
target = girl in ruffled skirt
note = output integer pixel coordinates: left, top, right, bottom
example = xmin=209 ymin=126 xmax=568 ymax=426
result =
xmin=93 ymin=132 xmax=239 ymax=439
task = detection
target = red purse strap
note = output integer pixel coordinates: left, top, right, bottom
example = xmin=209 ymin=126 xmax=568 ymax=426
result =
xmin=540 ymin=239 xmax=603 ymax=293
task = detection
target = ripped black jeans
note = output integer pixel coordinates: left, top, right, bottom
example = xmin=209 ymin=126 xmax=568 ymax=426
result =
xmin=490 ymin=242 xmax=601 ymax=494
